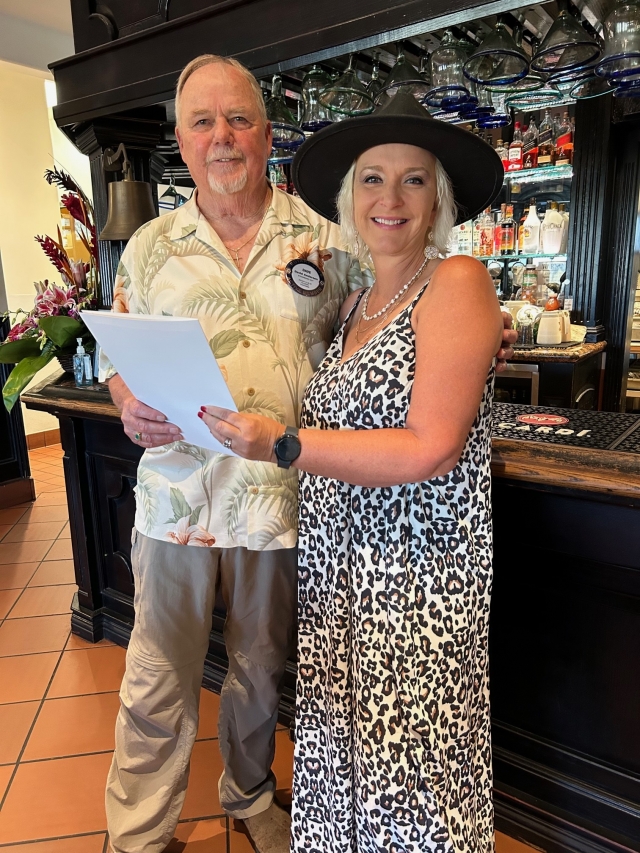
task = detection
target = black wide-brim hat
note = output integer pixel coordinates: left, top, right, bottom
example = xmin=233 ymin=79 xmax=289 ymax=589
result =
xmin=292 ymin=91 xmax=504 ymax=226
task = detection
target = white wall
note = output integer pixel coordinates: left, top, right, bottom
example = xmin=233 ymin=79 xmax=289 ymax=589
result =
xmin=0 ymin=59 xmax=92 ymax=434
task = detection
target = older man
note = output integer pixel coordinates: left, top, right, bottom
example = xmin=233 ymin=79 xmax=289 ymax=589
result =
xmin=104 ymin=54 xmax=516 ymax=853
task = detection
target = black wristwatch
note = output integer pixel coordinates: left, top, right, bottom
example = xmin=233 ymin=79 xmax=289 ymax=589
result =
xmin=273 ymin=426 xmax=301 ymax=469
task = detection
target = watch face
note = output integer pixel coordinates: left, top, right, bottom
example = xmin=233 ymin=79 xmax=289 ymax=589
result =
xmin=277 ymin=434 xmax=301 ymax=462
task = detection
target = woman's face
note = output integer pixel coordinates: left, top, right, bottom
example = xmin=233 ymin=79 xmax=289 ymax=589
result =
xmin=353 ymin=143 xmax=438 ymax=260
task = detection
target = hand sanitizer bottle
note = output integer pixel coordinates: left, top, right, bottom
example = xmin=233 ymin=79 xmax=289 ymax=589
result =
xmin=73 ymin=338 xmax=93 ymax=387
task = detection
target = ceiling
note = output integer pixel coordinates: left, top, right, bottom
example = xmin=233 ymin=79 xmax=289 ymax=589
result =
xmin=0 ymin=0 xmax=72 ymax=34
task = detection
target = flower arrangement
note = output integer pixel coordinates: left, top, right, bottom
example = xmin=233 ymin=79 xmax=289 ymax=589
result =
xmin=0 ymin=168 xmax=98 ymax=411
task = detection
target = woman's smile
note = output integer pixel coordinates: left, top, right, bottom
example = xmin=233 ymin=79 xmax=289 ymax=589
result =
xmin=371 ymin=216 xmax=409 ymax=229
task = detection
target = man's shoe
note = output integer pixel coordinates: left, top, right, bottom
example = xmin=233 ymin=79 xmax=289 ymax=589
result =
xmin=235 ymin=801 xmax=291 ymax=853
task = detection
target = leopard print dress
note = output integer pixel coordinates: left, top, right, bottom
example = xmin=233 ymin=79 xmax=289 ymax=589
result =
xmin=291 ymin=284 xmax=496 ymax=853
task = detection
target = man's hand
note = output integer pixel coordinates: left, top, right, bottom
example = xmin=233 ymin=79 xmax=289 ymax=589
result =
xmin=496 ymin=311 xmax=518 ymax=373
xmin=108 ymin=374 xmax=183 ymax=448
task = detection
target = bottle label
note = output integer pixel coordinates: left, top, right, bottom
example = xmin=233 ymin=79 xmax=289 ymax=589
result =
xmin=556 ymin=131 xmax=572 ymax=149
xmin=522 ymin=142 xmax=538 ymax=169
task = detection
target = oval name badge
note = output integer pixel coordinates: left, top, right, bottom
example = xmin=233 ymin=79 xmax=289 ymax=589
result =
xmin=285 ymin=259 xmax=324 ymax=297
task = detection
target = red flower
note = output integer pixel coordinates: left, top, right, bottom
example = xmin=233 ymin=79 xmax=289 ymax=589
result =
xmin=7 ymin=317 xmax=37 ymax=341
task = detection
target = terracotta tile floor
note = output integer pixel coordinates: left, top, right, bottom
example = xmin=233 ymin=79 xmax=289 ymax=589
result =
xmin=0 ymin=444 xmax=540 ymax=852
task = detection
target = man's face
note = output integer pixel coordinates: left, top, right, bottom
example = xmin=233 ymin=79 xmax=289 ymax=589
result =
xmin=175 ymin=64 xmax=272 ymax=198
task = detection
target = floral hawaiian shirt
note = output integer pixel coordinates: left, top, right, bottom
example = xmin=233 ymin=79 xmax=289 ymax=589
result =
xmin=100 ymin=186 xmax=366 ymax=550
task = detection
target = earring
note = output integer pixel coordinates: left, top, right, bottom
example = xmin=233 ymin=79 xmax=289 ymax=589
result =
xmin=424 ymin=231 xmax=439 ymax=260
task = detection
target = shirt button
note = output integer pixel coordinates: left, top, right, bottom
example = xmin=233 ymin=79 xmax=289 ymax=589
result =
xmin=242 ymin=340 xmax=251 ymax=348
xmin=239 ymin=291 xmax=247 ymax=300
xmin=250 ymin=487 xmax=259 ymax=495
xmin=247 ymin=387 xmax=255 ymax=396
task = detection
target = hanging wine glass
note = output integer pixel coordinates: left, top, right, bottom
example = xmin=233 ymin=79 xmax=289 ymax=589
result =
xmin=300 ymin=65 xmax=333 ymax=133
xmin=375 ymin=46 xmax=431 ymax=104
xmin=464 ymin=16 xmax=529 ymax=85
xmin=531 ymin=0 xmax=601 ymax=74
xmin=613 ymin=76 xmax=640 ymax=95
xmin=505 ymin=81 xmax=563 ymax=110
xmin=476 ymin=84 xmax=496 ymax=116
xmin=425 ymin=30 xmax=472 ymax=110
xmin=265 ymin=76 xmax=305 ymax=149
xmin=367 ymin=51 xmax=385 ymax=104
xmin=570 ymin=74 xmax=615 ymax=99
xmin=477 ymin=90 xmax=512 ymax=128
xmin=548 ymin=56 xmax=601 ymax=90
xmin=160 ymin=176 xmax=189 ymax=209
xmin=596 ymin=0 xmax=640 ymax=83
xmin=319 ymin=55 xmax=374 ymax=119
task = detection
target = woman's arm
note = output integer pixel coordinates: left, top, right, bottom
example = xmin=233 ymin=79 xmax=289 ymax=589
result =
xmin=202 ymin=256 xmax=503 ymax=487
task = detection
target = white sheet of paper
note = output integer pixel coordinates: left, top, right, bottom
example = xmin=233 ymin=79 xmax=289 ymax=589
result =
xmin=81 ymin=311 xmax=237 ymax=454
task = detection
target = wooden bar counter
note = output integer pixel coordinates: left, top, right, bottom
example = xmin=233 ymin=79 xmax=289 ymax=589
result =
xmin=22 ymin=374 xmax=640 ymax=853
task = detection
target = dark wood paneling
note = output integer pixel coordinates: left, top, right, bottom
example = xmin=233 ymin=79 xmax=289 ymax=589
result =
xmin=490 ymin=479 xmax=640 ymax=852
xmin=55 ymin=0 xmax=526 ymax=125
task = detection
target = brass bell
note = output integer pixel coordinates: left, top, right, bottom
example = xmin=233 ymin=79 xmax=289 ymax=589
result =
xmin=99 ymin=144 xmax=157 ymax=241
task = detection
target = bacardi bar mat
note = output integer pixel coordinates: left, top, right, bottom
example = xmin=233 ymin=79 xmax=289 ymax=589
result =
xmin=492 ymin=403 xmax=640 ymax=453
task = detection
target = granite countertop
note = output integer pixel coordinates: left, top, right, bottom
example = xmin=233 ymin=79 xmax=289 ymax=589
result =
xmin=510 ymin=340 xmax=606 ymax=363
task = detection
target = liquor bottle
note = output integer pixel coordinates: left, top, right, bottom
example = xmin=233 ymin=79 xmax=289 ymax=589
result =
xmin=554 ymin=111 xmax=573 ymax=165
xmin=495 ymin=139 xmax=509 ymax=171
xmin=494 ymin=204 xmax=506 ymax=254
xmin=473 ymin=208 xmax=494 ymax=258
xmin=559 ymin=202 xmax=570 ymax=253
xmin=456 ymin=220 xmax=474 ymax=255
xmin=538 ymin=109 xmax=555 ymax=167
xmin=507 ymin=122 xmax=524 ymax=171
xmin=517 ymin=207 xmax=527 ymax=253
xmin=540 ymin=201 xmax=564 ymax=254
xmin=521 ymin=199 xmax=541 ymax=255
xmin=522 ymin=118 xmax=539 ymax=169
xmin=500 ymin=204 xmax=516 ymax=255
xmin=268 ymin=162 xmax=289 ymax=192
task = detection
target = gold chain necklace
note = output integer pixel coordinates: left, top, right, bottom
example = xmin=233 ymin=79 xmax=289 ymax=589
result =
xmin=222 ymin=198 xmax=271 ymax=267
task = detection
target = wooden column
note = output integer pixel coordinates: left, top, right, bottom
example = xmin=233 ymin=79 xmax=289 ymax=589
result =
xmin=565 ymin=94 xmax=614 ymax=342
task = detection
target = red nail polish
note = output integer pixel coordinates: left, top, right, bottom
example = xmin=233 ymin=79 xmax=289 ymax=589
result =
xmin=198 ymin=411 xmax=203 ymax=419
xmin=200 ymin=406 xmax=207 ymax=412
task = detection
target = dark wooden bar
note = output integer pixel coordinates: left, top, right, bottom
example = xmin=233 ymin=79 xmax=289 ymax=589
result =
xmin=22 ymin=376 xmax=640 ymax=853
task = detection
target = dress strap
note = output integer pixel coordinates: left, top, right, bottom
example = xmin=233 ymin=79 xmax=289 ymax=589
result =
xmin=342 ymin=288 xmax=367 ymax=326
xmin=408 ymin=276 xmax=432 ymax=311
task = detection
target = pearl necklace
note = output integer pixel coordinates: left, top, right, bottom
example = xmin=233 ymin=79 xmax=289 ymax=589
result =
xmin=361 ymin=254 xmax=430 ymax=321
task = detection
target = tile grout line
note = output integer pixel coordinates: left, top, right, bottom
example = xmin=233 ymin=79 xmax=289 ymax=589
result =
xmin=0 ymin=632 xmax=68 ymax=812
xmin=0 ymin=830 xmax=107 ymax=848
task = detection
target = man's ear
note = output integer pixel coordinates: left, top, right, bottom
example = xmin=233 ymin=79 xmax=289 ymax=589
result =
xmin=175 ymin=125 xmax=184 ymax=154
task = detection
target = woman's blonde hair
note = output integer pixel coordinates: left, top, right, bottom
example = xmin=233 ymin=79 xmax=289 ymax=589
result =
xmin=336 ymin=156 xmax=457 ymax=263
xmin=175 ymin=54 xmax=267 ymax=128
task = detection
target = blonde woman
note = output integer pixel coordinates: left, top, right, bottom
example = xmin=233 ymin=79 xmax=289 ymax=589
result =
xmin=202 ymin=93 xmax=505 ymax=852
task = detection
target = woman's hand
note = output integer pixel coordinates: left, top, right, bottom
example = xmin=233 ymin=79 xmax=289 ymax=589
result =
xmin=496 ymin=311 xmax=518 ymax=373
xmin=199 ymin=406 xmax=282 ymax=462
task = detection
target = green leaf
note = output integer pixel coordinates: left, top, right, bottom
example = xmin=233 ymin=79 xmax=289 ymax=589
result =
xmin=0 ymin=337 xmax=41 ymax=363
xmin=38 ymin=316 xmax=85 ymax=349
xmin=169 ymin=487 xmax=192 ymax=523
xmin=189 ymin=504 xmax=204 ymax=526
xmin=209 ymin=330 xmax=247 ymax=359
xmin=2 ymin=349 xmax=55 ymax=411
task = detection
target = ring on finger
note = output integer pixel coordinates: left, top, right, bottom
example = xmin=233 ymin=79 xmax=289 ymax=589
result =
xmin=134 ymin=432 xmax=142 ymax=442
xmin=223 ymin=438 xmax=232 ymax=449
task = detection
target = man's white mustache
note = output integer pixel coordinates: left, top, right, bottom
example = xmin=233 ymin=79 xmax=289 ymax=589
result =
xmin=206 ymin=148 xmax=244 ymax=164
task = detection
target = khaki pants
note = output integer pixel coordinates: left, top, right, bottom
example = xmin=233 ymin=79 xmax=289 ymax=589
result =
xmin=105 ymin=530 xmax=297 ymax=853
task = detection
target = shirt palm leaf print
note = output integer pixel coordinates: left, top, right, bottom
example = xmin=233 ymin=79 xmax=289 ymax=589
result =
xmin=217 ymin=460 xmax=298 ymax=543
xmin=99 ymin=188 xmax=362 ymax=550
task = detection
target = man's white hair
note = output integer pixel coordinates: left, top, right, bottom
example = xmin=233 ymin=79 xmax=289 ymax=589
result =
xmin=336 ymin=157 xmax=458 ymax=263
xmin=175 ymin=54 xmax=267 ymax=128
